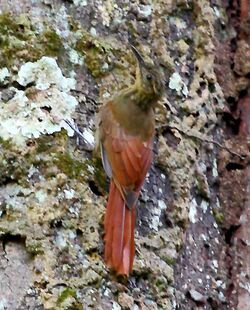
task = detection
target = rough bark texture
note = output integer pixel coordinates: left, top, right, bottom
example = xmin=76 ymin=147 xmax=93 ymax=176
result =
xmin=0 ymin=0 xmax=249 ymax=309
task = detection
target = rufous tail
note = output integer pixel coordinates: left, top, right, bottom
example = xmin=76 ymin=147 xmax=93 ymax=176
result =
xmin=104 ymin=180 xmax=136 ymax=276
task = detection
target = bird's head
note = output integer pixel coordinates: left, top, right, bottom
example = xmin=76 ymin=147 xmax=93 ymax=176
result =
xmin=131 ymin=45 xmax=164 ymax=105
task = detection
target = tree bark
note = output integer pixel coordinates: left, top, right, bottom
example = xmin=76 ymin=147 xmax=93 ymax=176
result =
xmin=0 ymin=0 xmax=249 ymax=309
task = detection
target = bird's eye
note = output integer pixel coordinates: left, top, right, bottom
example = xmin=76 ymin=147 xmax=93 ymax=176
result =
xmin=146 ymin=74 xmax=152 ymax=81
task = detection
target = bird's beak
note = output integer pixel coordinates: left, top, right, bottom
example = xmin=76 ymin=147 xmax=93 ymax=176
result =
xmin=130 ymin=44 xmax=146 ymax=67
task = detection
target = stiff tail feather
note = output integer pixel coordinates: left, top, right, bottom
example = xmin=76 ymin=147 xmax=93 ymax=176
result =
xmin=104 ymin=180 xmax=136 ymax=275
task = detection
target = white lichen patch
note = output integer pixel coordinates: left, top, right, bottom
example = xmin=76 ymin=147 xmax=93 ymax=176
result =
xmin=0 ymin=57 xmax=77 ymax=145
xmin=90 ymin=27 xmax=97 ymax=37
xmin=0 ymin=185 xmax=32 ymax=216
xmin=87 ymin=165 xmax=95 ymax=174
xmin=35 ymin=189 xmax=47 ymax=204
xmin=169 ymin=72 xmax=188 ymax=97
xmin=73 ymin=0 xmax=87 ymax=6
xmin=239 ymin=281 xmax=250 ymax=294
xmin=158 ymin=199 xmax=167 ymax=210
xmin=138 ymin=5 xmax=152 ymax=18
xmin=102 ymin=91 xmax=111 ymax=99
xmin=97 ymin=1 xmax=126 ymax=28
xmin=0 ymin=67 xmax=10 ymax=83
xmin=212 ymin=158 xmax=218 ymax=178
xmin=169 ymin=17 xmax=187 ymax=31
xmin=68 ymin=49 xmax=84 ymax=65
xmin=150 ymin=210 xmax=162 ymax=231
xmin=112 ymin=302 xmax=121 ymax=310
xmin=55 ymin=231 xmax=68 ymax=249
xmin=189 ymin=198 xmax=198 ymax=223
xmin=0 ymin=299 xmax=8 ymax=310
xmin=17 ymin=57 xmax=76 ymax=91
xmin=150 ymin=200 xmax=167 ymax=231
xmin=200 ymin=200 xmax=208 ymax=213
xmin=64 ymin=189 xmax=75 ymax=199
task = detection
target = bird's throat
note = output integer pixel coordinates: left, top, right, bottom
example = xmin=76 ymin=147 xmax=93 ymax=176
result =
xmin=121 ymin=85 xmax=158 ymax=110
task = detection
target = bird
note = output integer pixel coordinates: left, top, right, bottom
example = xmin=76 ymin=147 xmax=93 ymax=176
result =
xmin=97 ymin=45 xmax=164 ymax=276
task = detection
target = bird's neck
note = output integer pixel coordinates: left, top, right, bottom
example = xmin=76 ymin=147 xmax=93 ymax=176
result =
xmin=110 ymin=85 xmax=155 ymax=140
xmin=117 ymin=84 xmax=156 ymax=111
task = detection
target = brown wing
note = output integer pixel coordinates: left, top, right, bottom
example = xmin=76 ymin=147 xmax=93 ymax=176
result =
xmin=99 ymin=103 xmax=154 ymax=208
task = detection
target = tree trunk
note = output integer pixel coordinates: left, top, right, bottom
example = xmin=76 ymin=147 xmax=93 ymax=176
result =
xmin=0 ymin=1 xmax=249 ymax=309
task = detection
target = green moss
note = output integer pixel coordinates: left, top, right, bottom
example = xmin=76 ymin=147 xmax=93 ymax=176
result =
xmin=57 ymin=288 xmax=76 ymax=304
xmin=36 ymin=131 xmax=68 ymax=154
xmin=0 ymin=13 xmax=33 ymax=66
xmin=52 ymin=149 xmax=106 ymax=191
xmin=53 ymin=152 xmax=85 ymax=180
xmin=92 ymin=157 xmax=107 ymax=190
xmin=0 ymin=13 xmax=32 ymax=43
xmin=38 ymin=29 xmax=62 ymax=57
xmin=0 ymin=12 xmax=63 ymax=67
xmin=0 ymin=137 xmax=13 ymax=150
xmin=36 ymin=137 xmax=53 ymax=154
xmin=0 ymin=132 xmax=68 ymax=185
xmin=213 ymin=209 xmax=224 ymax=226
xmin=0 ymin=147 xmax=33 ymax=185
xmin=164 ymin=256 xmax=175 ymax=266
xmin=0 ymin=227 xmax=9 ymax=235
xmin=26 ymin=241 xmax=44 ymax=255
xmin=84 ymin=157 xmax=107 ymax=193
xmin=74 ymin=32 xmax=122 ymax=78
xmin=155 ymin=276 xmax=168 ymax=292
xmin=0 ymin=131 xmax=73 ymax=185
xmin=68 ymin=17 xmax=80 ymax=32
xmin=0 ymin=11 xmax=129 ymax=80
xmin=75 ymin=34 xmax=108 ymax=77
xmin=57 ymin=288 xmax=83 ymax=310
